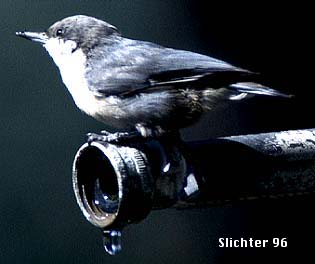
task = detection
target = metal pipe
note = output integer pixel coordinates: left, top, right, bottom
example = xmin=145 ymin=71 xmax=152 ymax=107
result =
xmin=72 ymin=128 xmax=315 ymax=254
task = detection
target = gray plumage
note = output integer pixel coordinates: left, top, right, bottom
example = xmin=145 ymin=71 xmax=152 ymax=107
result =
xmin=16 ymin=15 xmax=290 ymax=137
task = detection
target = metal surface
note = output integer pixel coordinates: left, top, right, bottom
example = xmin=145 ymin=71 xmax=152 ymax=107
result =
xmin=226 ymin=129 xmax=315 ymax=160
xmin=72 ymin=141 xmax=153 ymax=229
xmin=72 ymin=128 xmax=315 ymax=254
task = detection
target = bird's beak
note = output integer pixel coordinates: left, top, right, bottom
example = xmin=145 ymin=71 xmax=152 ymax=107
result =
xmin=16 ymin=31 xmax=48 ymax=45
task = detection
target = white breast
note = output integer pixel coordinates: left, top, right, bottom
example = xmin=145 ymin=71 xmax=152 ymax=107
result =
xmin=43 ymin=38 xmax=101 ymax=116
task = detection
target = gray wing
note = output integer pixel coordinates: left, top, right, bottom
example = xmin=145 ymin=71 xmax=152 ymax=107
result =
xmin=85 ymin=38 xmax=254 ymax=97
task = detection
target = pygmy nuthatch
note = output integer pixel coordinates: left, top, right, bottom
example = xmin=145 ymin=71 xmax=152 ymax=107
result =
xmin=16 ymin=15 xmax=290 ymax=142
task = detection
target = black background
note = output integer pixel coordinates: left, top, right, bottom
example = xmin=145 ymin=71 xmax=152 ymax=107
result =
xmin=0 ymin=1 xmax=313 ymax=263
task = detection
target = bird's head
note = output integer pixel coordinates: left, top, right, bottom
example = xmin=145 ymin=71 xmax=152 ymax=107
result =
xmin=16 ymin=15 xmax=120 ymax=65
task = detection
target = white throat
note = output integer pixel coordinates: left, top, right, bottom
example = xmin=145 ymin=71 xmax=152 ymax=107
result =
xmin=43 ymin=38 xmax=98 ymax=116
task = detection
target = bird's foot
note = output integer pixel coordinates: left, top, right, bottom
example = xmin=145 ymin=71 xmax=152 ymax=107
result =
xmin=87 ymin=125 xmax=181 ymax=145
xmin=100 ymin=130 xmax=111 ymax=136
xmin=87 ymin=131 xmax=142 ymax=144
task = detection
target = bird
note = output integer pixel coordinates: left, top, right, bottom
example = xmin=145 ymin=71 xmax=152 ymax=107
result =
xmin=16 ymin=15 xmax=290 ymax=143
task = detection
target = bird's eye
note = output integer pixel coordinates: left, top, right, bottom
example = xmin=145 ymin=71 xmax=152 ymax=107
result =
xmin=56 ymin=28 xmax=64 ymax=37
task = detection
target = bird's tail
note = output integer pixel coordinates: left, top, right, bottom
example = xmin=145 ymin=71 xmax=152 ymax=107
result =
xmin=228 ymin=82 xmax=292 ymax=99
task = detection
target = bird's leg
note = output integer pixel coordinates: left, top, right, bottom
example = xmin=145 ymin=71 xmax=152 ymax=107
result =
xmin=135 ymin=124 xmax=165 ymax=138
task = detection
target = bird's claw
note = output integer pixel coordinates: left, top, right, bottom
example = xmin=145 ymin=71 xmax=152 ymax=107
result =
xmin=86 ymin=133 xmax=105 ymax=144
xmin=86 ymin=131 xmax=142 ymax=144
xmin=100 ymin=130 xmax=111 ymax=136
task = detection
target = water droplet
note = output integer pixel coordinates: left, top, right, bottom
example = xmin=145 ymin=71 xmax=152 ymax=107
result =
xmin=102 ymin=230 xmax=122 ymax=255
xmin=163 ymin=162 xmax=171 ymax=173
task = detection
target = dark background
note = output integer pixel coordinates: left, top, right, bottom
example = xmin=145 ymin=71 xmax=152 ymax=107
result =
xmin=0 ymin=1 xmax=313 ymax=263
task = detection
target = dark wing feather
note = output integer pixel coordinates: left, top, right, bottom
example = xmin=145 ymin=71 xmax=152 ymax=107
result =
xmin=86 ymin=38 xmax=254 ymax=97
